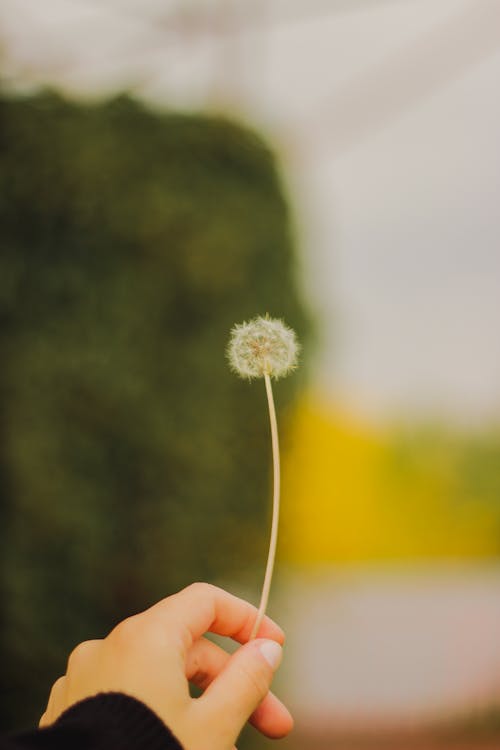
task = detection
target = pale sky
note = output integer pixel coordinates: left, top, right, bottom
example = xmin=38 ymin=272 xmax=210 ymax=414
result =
xmin=1 ymin=0 xmax=499 ymax=425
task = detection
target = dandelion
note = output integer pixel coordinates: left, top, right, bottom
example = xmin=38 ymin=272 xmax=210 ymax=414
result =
xmin=227 ymin=315 xmax=299 ymax=638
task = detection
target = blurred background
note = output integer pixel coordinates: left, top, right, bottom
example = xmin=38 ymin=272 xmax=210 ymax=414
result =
xmin=1 ymin=1 xmax=499 ymax=748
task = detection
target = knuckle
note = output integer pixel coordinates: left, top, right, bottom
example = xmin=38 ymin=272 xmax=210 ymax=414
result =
xmin=67 ymin=640 xmax=94 ymax=670
xmin=185 ymin=581 xmax=213 ymax=597
xmin=110 ymin=615 xmax=143 ymax=646
xmin=52 ymin=675 xmax=66 ymax=693
xmin=46 ymin=676 xmax=64 ymax=713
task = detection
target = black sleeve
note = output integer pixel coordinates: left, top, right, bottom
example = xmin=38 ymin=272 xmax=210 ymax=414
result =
xmin=1 ymin=693 xmax=184 ymax=750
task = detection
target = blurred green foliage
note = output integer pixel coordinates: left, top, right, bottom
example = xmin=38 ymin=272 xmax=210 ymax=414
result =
xmin=0 ymin=90 xmax=310 ymax=730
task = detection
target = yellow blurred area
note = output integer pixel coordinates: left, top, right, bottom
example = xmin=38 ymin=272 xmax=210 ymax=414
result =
xmin=281 ymin=395 xmax=500 ymax=563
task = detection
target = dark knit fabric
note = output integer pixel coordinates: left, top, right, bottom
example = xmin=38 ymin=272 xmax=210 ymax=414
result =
xmin=1 ymin=693 xmax=184 ymax=750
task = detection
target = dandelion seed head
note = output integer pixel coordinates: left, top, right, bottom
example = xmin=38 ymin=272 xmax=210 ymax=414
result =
xmin=227 ymin=315 xmax=299 ymax=380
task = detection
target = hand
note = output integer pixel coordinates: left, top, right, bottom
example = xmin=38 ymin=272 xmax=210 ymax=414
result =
xmin=39 ymin=582 xmax=293 ymax=749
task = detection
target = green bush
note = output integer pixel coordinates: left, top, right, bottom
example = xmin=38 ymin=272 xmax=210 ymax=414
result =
xmin=0 ymin=91 xmax=310 ymax=729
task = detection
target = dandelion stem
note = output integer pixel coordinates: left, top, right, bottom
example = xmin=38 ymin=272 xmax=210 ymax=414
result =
xmin=251 ymin=372 xmax=280 ymax=639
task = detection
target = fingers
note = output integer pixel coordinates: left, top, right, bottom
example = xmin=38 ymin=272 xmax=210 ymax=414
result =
xmin=186 ymin=637 xmax=293 ymax=738
xmin=42 ymin=675 xmax=67 ymax=726
xmin=199 ymin=638 xmax=290 ymax=745
xmin=149 ymin=582 xmax=285 ymax=647
xmin=248 ymin=693 xmax=294 ymax=739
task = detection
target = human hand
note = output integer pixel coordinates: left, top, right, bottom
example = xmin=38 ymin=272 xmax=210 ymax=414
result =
xmin=39 ymin=582 xmax=293 ymax=749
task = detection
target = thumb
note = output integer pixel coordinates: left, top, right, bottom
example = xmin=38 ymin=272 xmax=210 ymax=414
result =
xmin=201 ymin=639 xmax=283 ymax=743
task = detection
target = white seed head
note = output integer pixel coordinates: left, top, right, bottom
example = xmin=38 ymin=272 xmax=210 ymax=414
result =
xmin=227 ymin=315 xmax=299 ymax=380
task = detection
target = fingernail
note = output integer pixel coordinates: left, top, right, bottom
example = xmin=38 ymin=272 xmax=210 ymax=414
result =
xmin=259 ymin=640 xmax=282 ymax=670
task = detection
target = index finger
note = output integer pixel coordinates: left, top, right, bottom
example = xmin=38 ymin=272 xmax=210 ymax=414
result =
xmin=148 ymin=583 xmax=285 ymax=647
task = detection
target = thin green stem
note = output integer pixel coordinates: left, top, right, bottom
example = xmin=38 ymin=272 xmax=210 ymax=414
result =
xmin=250 ymin=372 xmax=280 ymax=640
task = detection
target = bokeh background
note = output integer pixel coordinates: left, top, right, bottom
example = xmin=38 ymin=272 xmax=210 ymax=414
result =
xmin=1 ymin=1 xmax=500 ymax=748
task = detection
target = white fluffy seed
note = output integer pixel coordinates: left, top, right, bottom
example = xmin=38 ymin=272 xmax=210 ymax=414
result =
xmin=227 ymin=315 xmax=299 ymax=380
